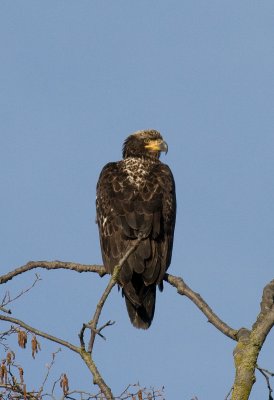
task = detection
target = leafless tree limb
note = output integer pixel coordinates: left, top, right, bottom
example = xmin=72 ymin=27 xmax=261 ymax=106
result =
xmin=38 ymin=348 xmax=62 ymax=397
xmin=0 ymin=305 xmax=11 ymax=314
xmin=0 ymin=261 xmax=106 ymax=285
xmin=164 ymin=273 xmax=238 ymax=340
xmin=0 ymin=314 xmax=79 ymax=354
xmin=0 ymin=315 xmax=113 ymax=399
xmin=224 ymin=386 xmax=233 ymax=400
xmin=257 ymin=365 xmax=273 ymax=400
xmin=1 ymin=273 xmax=41 ymax=310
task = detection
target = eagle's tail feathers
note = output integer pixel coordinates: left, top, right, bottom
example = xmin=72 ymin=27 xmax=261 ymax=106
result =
xmin=124 ymin=285 xmax=156 ymax=329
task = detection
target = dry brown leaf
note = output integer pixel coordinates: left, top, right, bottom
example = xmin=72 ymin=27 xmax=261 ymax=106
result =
xmin=31 ymin=335 xmax=41 ymax=359
xmin=0 ymin=362 xmax=7 ymax=384
xmin=60 ymin=373 xmax=69 ymax=395
xmin=19 ymin=367 xmax=24 ymax=384
xmin=18 ymin=330 xmax=28 ymax=349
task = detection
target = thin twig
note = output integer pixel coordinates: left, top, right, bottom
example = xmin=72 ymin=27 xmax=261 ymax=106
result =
xmin=96 ymin=320 xmax=115 ymax=340
xmin=257 ymin=365 xmax=274 ymax=400
xmin=257 ymin=367 xmax=274 ymax=377
xmin=224 ymin=386 xmax=233 ymax=400
xmin=38 ymin=348 xmax=62 ymax=397
xmin=79 ymin=324 xmax=86 ymax=349
xmin=1 ymin=273 xmax=41 ymax=308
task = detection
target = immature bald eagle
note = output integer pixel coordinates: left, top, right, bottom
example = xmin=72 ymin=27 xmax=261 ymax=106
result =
xmin=96 ymin=130 xmax=176 ymax=329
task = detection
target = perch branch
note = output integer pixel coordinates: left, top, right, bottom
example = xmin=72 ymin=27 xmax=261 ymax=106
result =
xmin=0 ymin=261 xmax=106 ymax=284
xmin=165 ymin=273 xmax=238 ymax=340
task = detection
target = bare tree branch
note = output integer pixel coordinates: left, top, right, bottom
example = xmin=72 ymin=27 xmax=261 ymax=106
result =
xmin=224 ymin=386 xmax=233 ymax=400
xmin=0 ymin=315 xmax=114 ymax=399
xmin=0 ymin=314 xmax=79 ymax=354
xmin=38 ymin=348 xmax=61 ymax=397
xmin=1 ymin=273 xmax=41 ymax=309
xmin=257 ymin=365 xmax=273 ymax=400
xmin=0 ymin=305 xmax=11 ymax=314
xmin=1 ymin=262 xmax=238 ymax=341
xmin=164 ymin=273 xmax=238 ymax=340
xmin=0 ymin=261 xmax=106 ymax=285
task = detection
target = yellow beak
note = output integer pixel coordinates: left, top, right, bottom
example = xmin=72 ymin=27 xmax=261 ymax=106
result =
xmin=145 ymin=139 xmax=168 ymax=154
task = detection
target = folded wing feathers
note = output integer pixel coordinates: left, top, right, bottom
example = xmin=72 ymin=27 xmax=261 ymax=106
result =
xmin=96 ymin=159 xmax=176 ymax=328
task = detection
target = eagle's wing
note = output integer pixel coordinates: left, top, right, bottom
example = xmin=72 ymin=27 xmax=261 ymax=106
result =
xmin=96 ymin=161 xmax=134 ymax=274
xmin=153 ymin=163 xmax=176 ymax=283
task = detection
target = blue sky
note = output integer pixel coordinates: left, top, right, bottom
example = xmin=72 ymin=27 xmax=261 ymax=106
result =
xmin=1 ymin=1 xmax=274 ymax=399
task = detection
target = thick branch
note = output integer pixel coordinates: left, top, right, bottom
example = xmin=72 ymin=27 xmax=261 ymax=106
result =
xmin=231 ymin=280 xmax=274 ymax=400
xmin=165 ymin=273 xmax=238 ymax=340
xmin=80 ymin=350 xmax=114 ymax=399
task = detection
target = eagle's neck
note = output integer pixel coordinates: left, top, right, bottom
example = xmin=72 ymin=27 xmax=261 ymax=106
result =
xmin=122 ymin=156 xmax=159 ymax=189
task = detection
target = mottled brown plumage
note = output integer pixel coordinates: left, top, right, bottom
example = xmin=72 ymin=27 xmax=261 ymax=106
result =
xmin=96 ymin=129 xmax=176 ymax=328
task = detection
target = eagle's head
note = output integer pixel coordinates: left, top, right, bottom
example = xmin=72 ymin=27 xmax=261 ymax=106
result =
xmin=122 ymin=129 xmax=168 ymax=159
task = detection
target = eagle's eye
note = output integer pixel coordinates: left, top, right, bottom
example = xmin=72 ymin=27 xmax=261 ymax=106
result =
xmin=144 ymin=138 xmax=151 ymax=144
